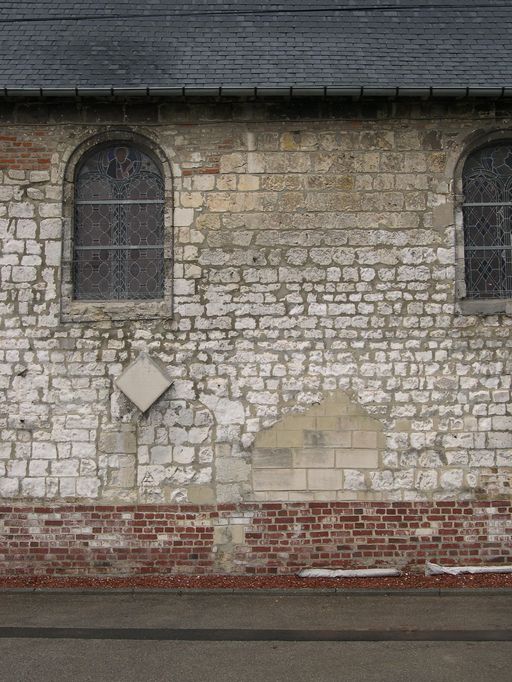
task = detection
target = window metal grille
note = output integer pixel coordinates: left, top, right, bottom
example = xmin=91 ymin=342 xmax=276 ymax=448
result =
xmin=463 ymin=143 xmax=512 ymax=299
xmin=74 ymin=144 xmax=164 ymax=300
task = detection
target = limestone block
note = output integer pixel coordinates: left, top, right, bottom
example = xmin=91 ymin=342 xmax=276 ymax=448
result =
xmin=253 ymin=448 xmax=293 ymax=468
xmin=99 ymin=431 xmax=137 ymax=454
xmin=11 ymin=266 xmax=36 ymax=282
xmin=440 ymin=469 xmax=464 ymax=490
xmin=174 ymin=279 xmax=196 ymax=296
xmin=252 ymin=468 xmax=307 ymax=491
xmin=492 ymin=417 xmax=512 ymax=430
xmin=16 ymin=219 xmax=37 ymax=239
xmin=216 ymin=457 xmax=250 ymax=484
xmin=369 ymin=470 xmax=395 ymax=490
xmin=343 ymin=470 xmax=367 ymax=490
xmin=287 ymin=490 xmax=317 ymax=501
xmin=293 ymin=448 xmax=335 ymax=468
xmin=497 ymin=451 xmax=512 ymax=466
xmin=0 ymin=444 xmax=12 ymax=459
xmin=492 ymin=390 xmax=510 ymax=404
xmin=51 ymin=460 xmax=79 ymax=476
xmin=32 ymin=442 xmax=57 ymax=459
xmin=80 ymin=459 xmax=97 ymax=476
xmin=199 ymin=394 xmax=245 ymax=425
xmin=28 ymin=460 xmax=48 ymax=476
xmin=193 ymin=175 xmax=215 ymax=191
xmin=59 ymin=478 xmax=76 ymax=497
xmin=72 ymin=442 xmax=96 ymax=458
xmin=488 ymin=432 xmax=512 ymax=448
xmin=194 ymin=466 xmax=212 ymax=485
xmin=108 ymin=459 xmax=135 ymax=488
xmin=76 ymin=477 xmax=100 ymax=498
xmin=167 ymin=465 xmax=196 ymax=485
xmin=279 ymin=415 xmax=316 ymax=430
xmin=188 ymin=427 xmax=210 ymax=444
xmin=338 ymin=416 xmax=379 ymax=431
xmin=21 ymin=477 xmax=45 ymax=497
xmin=7 ymin=460 xmax=27 ymax=477
xmin=276 ymin=430 xmax=304 ymax=447
xmin=307 ymin=468 xmax=343 ymax=490
xmin=0 ymin=478 xmax=19 ymax=496
xmin=336 ymin=449 xmax=379 ymax=468
xmin=44 ymin=241 xmax=61 ymax=266
xmin=9 ymin=202 xmax=34 ymax=218
xmin=199 ymin=447 xmax=214 ymax=463
xmin=38 ymin=203 xmax=60 ymax=218
xmin=230 ymin=525 xmax=246 ymax=544
xmin=351 ymin=431 xmax=378 ymax=448
xmin=254 ymin=429 xmax=277 ymax=447
xmin=315 ymin=416 xmax=339 ymax=430
xmin=173 ymin=446 xmax=195 ymax=464
xmin=303 ymin=430 xmax=351 ymax=447
xmin=220 ymin=153 xmax=246 ymax=173
xmin=238 ymin=175 xmax=259 ymax=191
xmin=0 ymin=186 xmax=13 ymax=201
xmin=468 ymin=451 xmax=495 ymax=467
xmin=188 ymin=485 xmax=215 ymax=504
xmin=29 ymin=170 xmax=50 ymax=182
xmin=444 ymin=433 xmax=474 ymax=449
xmin=174 ymin=208 xmax=194 ymax=226
xmin=216 ymin=483 xmax=245 ymax=503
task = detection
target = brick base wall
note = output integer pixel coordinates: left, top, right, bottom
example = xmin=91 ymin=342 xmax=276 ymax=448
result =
xmin=1 ymin=501 xmax=511 ymax=576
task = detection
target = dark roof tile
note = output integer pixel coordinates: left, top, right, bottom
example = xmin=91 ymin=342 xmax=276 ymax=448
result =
xmin=0 ymin=1 xmax=510 ymax=91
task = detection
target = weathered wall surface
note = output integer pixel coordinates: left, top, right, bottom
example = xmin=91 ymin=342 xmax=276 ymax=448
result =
xmin=1 ymin=97 xmax=512 ymax=572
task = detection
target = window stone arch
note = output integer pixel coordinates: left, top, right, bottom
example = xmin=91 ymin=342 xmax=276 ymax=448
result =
xmin=455 ymin=131 xmax=512 ymax=314
xmin=61 ymin=130 xmax=173 ymax=322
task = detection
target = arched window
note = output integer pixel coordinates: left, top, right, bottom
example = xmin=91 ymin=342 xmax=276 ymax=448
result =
xmin=463 ymin=143 xmax=512 ymax=300
xmin=74 ymin=143 xmax=164 ymax=300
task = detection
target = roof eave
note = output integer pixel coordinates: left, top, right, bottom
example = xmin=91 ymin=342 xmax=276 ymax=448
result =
xmin=0 ymin=86 xmax=509 ymax=98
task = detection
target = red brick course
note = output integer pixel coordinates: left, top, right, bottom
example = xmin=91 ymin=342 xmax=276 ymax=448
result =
xmin=0 ymin=132 xmax=51 ymax=170
xmin=0 ymin=501 xmax=511 ymax=576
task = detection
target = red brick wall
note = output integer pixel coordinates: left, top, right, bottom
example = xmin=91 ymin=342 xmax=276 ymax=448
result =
xmin=0 ymin=132 xmax=51 ymax=170
xmin=1 ymin=501 xmax=511 ymax=576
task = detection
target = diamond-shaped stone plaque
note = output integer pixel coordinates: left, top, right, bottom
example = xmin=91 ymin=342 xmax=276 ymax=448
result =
xmin=115 ymin=353 xmax=172 ymax=412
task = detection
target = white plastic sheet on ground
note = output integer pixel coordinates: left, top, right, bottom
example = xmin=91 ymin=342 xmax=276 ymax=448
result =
xmin=426 ymin=561 xmax=512 ymax=576
xmin=297 ymin=568 xmax=401 ymax=578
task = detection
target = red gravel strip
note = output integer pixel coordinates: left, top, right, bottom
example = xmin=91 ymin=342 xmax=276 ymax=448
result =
xmin=1 ymin=573 xmax=512 ymax=590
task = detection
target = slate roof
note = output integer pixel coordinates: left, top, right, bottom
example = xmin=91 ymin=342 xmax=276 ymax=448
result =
xmin=1 ymin=1 xmax=511 ymax=95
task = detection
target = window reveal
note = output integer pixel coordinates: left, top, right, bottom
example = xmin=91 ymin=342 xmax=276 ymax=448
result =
xmin=463 ymin=143 xmax=512 ymax=300
xmin=74 ymin=144 xmax=165 ymax=300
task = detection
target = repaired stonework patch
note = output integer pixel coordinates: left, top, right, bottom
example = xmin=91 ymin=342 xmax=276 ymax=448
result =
xmin=115 ymin=353 xmax=173 ymax=413
xmin=252 ymin=391 xmax=385 ymax=501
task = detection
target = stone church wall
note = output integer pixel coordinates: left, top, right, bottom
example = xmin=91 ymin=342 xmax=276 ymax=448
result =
xmin=1 ymin=97 xmax=511 ymax=573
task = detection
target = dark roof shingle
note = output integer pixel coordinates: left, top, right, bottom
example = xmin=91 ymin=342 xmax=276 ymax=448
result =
xmin=0 ymin=1 xmax=510 ymax=93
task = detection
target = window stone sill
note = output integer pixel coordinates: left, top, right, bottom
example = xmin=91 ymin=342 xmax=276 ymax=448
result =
xmin=458 ymin=298 xmax=512 ymax=315
xmin=61 ymin=299 xmax=172 ymax=323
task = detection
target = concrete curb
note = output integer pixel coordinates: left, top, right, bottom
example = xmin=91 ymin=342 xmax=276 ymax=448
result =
xmin=1 ymin=587 xmax=512 ymax=596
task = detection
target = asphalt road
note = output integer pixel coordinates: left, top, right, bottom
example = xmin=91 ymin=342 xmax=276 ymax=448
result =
xmin=0 ymin=591 xmax=511 ymax=681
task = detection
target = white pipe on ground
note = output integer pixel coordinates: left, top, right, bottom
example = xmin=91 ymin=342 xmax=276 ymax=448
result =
xmin=426 ymin=561 xmax=512 ymax=576
xmin=297 ymin=568 xmax=400 ymax=578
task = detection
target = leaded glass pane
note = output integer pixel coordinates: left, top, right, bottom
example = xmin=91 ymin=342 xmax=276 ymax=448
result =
xmin=463 ymin=143 xmax=512 ymax=299
xmin=74 ymin=144 xmax=164 ymax=301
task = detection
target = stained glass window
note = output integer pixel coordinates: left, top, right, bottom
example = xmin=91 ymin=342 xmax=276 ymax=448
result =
xmin=463 ymin=143 xmax=512 ymax=299
xmin=74 ymin=144 xmax=164 ymax=301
